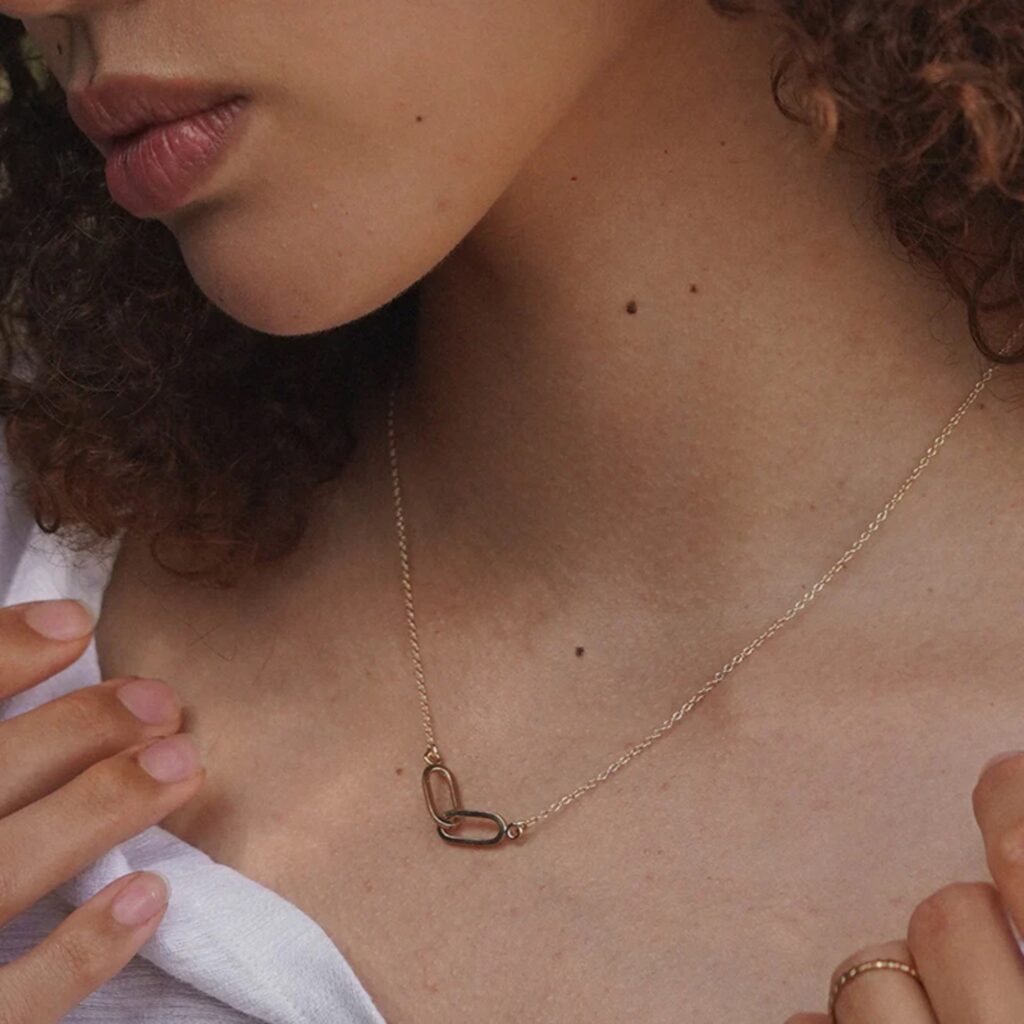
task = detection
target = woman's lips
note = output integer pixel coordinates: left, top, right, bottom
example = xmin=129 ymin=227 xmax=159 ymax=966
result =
xmin=103 ymin=96 xmax=251 ymax=218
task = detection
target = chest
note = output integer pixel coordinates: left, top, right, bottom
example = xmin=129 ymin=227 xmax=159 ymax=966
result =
xmin=93 ymin=535 xmax=1019 ymax=1023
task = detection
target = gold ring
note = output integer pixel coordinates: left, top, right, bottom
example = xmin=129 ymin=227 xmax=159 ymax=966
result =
xmin=828 ymin=958 xmax=923 ymax=1021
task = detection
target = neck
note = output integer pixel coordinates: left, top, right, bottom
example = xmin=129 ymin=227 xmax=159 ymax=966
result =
xmin=386 ymin=2 xmax=1014 ymax=675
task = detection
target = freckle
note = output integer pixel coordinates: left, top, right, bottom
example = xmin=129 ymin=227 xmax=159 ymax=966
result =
xmin=570 ymin=175 xmax=578 ymax=181
xmin=625 ymin=300 xmax=637 ymax=314
xmin=363 ymin=879 xmax=374 ymax=892
xmin=395 ymin=766 xmax=404 ymax=775
xmin=689 ymin=283 xmax=698 ymax=293
xmin=575 ymin=646 xmax=585 ymax=657
xmin=718 ymin=139 xmax=726 ymax=146
xmin=56 ymin=43 xmax=63 ymax=55
xmin=415 ymin=114 xmax=424 ymax=122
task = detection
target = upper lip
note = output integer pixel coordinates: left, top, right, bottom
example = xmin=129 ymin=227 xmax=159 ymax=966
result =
xmin=67 ymin=74 xmax=247 ymax=156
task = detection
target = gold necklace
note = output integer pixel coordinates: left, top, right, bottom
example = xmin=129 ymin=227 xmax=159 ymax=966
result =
xmin=387 ymin=324 xmax=1021 ymax=847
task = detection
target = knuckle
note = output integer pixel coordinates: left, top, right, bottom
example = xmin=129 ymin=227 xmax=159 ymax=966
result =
xmin=73 ymin=743 xmax=202 ymax=833
xmin=908 ymin=881 xmax=995 ymax=949
xmin=47 ymin=924 xmax=110 ymax=991
xmin=73 ymin=754 xmax=140 ymax=827
xmin=53 ymin=686 xmax=122 ymax=747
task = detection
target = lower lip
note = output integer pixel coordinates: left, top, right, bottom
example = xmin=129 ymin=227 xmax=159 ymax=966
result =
xmin=104 ymin=96 xmax=250 ymax=218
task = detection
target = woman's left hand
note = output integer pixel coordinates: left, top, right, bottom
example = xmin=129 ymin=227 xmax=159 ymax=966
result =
xmin=785 ymin=749 xmax=1024 ymax=1022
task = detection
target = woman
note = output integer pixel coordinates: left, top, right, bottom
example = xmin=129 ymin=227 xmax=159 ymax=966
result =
xmin=0 ymin=0 xmax=1022 ymax=1020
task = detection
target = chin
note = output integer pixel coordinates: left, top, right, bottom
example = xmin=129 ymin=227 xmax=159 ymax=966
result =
xmin=183 ymin=261 xmax=385 ymax=337
xmin=167 ymin=197 xmax=434 ymax=338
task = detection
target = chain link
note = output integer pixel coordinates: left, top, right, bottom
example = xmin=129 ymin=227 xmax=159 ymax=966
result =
xmin=387 ymin=321 xmax=1024 ymax=838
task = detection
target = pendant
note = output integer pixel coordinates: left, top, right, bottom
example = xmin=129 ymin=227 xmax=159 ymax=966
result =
xmin=421 ymin=757 xmax=525 ymax=845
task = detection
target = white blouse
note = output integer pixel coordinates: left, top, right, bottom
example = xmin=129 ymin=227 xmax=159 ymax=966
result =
xmin=0 ymin=433 xmax=387 ymax=1024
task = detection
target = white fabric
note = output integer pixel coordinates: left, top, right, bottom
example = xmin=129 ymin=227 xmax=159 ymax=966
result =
xmin=0 ymin=433 xmax=387 ymax=1024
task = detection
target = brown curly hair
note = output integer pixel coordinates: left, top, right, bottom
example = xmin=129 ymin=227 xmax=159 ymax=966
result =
xmin=0 ymin=1 xmax=1022 ymax=587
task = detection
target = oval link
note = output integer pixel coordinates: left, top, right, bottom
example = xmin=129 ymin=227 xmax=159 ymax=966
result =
xmin=421 ymin=762 xmax=461 ymax=827
xmin=437 ymin=809 xmax=509 ymax=846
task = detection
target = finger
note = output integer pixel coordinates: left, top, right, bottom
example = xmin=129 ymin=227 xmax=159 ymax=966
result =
xmin=0 ymin=870 xmax=169 ymax=1024
xmin=0 ymin=599 xmax=97 ymax=695
xmin=0 ymin=735 xmax=203 ymax=927
xmin=0 ymin=676 xmax=183 ymax=816
xmin=972 ymin=750 xmax=1024 ymax=937
xmin=906 ymin=881 xmax=1024 ymax=1022
xmin=828 ymin=940 xmax=936 ymax=1023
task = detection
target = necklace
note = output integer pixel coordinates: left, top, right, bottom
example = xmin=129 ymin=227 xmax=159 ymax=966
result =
xmin=387 ymin=323 xmax=1022 ymax=847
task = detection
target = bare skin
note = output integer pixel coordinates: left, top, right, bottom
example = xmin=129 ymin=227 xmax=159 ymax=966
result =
xmin=8 ymin=0 xmax=1024 ymax=1019
xmin=94 ymin=382 xmax=1024 ymax=1022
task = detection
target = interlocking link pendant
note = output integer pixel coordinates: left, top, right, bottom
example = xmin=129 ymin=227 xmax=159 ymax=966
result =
xmin=421 ymin=759 xmax=525 ymax=845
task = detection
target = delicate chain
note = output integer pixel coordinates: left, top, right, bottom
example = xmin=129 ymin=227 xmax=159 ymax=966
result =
xmin=388 ymin=322 xmax=1024 ymax=842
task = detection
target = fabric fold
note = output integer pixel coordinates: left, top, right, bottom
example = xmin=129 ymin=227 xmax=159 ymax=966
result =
xmin=0 ymin=443 xmax=386 ymax=1023
xmin=51 ymin=824 xmax=386 ymax=1024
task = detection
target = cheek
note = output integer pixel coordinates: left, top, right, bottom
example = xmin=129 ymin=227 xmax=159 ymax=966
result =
xmin=164 ymin=0 xmax=638 ymax=336
xmin=169 ymin=99 xmax=511 ymax=337
xmin=19 ymin=18 xmax=70 ymax=86
xmin=167 ymin=64 xmax=534 ymax=334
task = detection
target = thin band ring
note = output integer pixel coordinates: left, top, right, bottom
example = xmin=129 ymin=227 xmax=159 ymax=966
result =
xmin=828 ymin=958 xmax=924 ymax=1021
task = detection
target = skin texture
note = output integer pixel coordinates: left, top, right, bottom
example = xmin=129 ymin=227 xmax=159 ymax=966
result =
xmin=4 ymin=0 xmax=1021 ymax=606
xmin=15 ymin=1 xmax=664 ymax=336
xmin=6 ymin=1 xmax=1024 ymax=1020
xmin=785 ymin=756 xmax=1024 ymax=1021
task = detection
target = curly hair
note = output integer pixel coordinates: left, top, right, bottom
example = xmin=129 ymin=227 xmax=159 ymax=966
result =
xmin=0 ymin=1 xmax=1022 ymax=587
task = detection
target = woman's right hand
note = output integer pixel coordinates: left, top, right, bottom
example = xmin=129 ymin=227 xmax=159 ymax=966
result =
xmin=0 ymin=598 xmax=205 ymax=1024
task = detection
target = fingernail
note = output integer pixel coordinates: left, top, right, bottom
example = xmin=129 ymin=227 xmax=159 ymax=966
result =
xmin=979 ymin=750 xmax=1024 ymax=778
xmin=115 ymin=678 xmax=181 ymax=725
xmin=111 ymin=872 xmax=169 ymax=927
xmin=137 ymin=734 xmax=202 ymax=783
xmin=23 ymin=599 xmax=95 ymax=641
